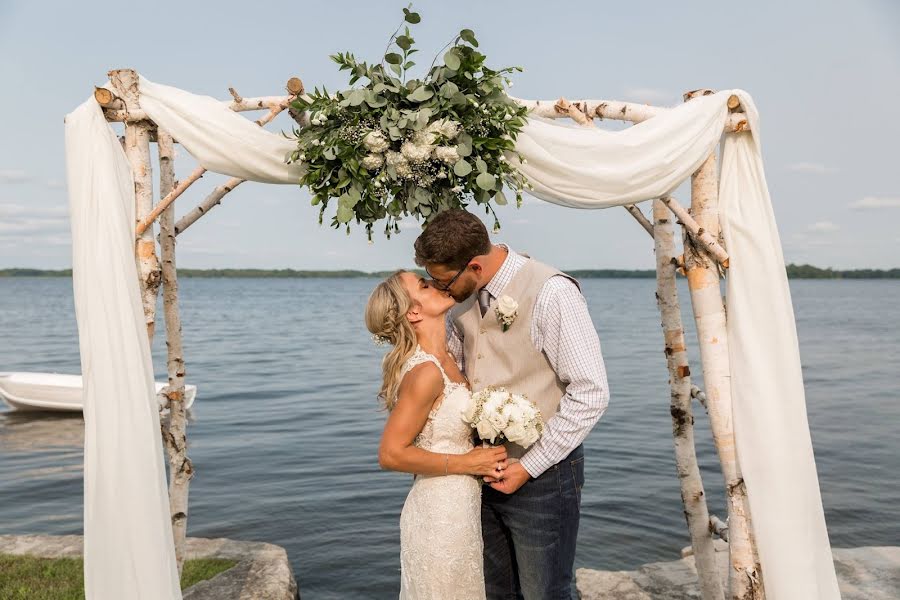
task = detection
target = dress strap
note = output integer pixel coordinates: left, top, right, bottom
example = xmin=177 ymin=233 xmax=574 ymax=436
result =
xmin=402 ymin=346 xmax=452 ymax=386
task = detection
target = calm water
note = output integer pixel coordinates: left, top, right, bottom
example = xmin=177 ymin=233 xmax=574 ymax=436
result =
xmin=1 ymin=277 xmax=898 ymax=598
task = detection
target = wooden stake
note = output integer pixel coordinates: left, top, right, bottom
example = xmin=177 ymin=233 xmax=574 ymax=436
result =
xmin=654 ymin=198 xmax=724 ymax=600
xmin=109 ymin=69 xmax=160 ymax=340
xmin=157 ymin=130 xmax=194 ymax=577
xmin=683 ymin=88 xmax=764 ymax=600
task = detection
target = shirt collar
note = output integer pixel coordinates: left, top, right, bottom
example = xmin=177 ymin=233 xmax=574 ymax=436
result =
xmin=483 ymin=244 xmax=522 ymax=299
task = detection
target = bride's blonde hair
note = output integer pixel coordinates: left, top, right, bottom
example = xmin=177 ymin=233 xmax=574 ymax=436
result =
xmin=365 ymin=271 xmax=418 ymax=410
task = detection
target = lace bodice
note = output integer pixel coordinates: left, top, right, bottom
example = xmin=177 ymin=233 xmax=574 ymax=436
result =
xmin=397 ymin=347 xmax=485 ymax=599
xmin=400 ymin=347 xmax=474 ymax=456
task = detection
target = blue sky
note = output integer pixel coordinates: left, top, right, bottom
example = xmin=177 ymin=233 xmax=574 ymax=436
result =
xmin=1 ymin=0 xmax=898 ymax=270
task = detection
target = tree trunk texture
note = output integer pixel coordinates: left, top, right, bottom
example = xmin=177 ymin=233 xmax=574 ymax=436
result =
xmin=684 ymin=149 xmax=764 ymax=600
xmin=109 ymin=69 xmax=161 ymax=341
xmin=157 ymin=130 xmax=194 ymax=576
xmin=653 ymin=199 xmax=724 ymax=600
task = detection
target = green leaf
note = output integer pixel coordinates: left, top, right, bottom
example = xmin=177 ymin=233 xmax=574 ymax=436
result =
xmin=476 ymin=172 xmax=496 ymax=190
xmin=403 ymin=61 xmax=416 ymax=69
xmin=475 ymin=158 xmax=488 ymax=173
xmin=407 ymin=86 xmax=434 ymax=102
xmin=444 ymin=50 xmax=461 ymax=71
xmin=414 ymin=187 xmax=432 ymax=203
xmin=337 ymin=205 xmax=354 ymax=224
xmin=494 ymin=190 xmax=508 ymax=206
xmin=323 ymin=148 xmax=336 ymax=160
xmin=453 ymin=160 xmax=473 ymax=176
xmin=460 ymin=29 xmax=479 ymax=47
xmin=385 ymin=53 xmax=403 ymax=65
xmin=348 ymin=89 xmax=366 ymax=106
xmin=457 ymin=141 xmax=472 ymax=157
xmin=390 ymin=63 xmax=402 ymax=76
xmin=396 ymin=35 xmax=412 ymax=50
xmin=404 ymin=11 xmax=421 ymax=24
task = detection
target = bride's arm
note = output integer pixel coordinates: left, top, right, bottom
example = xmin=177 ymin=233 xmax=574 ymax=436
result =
xmin=378 ymin=363 xmax=507 ymax=477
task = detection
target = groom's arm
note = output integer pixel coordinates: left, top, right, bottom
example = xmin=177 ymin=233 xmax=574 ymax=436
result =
xmin=518 ymin=276 xmax=609 ymax=479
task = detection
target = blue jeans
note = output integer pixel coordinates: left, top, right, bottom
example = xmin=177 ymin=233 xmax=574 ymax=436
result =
xmin=482 ymin=445 xmax=585 ymax=600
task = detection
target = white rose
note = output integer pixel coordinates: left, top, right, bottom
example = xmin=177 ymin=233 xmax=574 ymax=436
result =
xmin=476 ymin=419 xmax=499 ymax=443
xmin=488 ymin=390 xmax=508 ymax=408
xmin=440 ymin=120 xmax=460 ymax=139
xmin=451 ymin=185 xmax=463 ymax=193
xmin=363 ymin=131 xmax=389 ymax=153
xmin=504 ymin=420 xmax=527 ymax=444
xmin=361 ymin=153 xmax=384 ymax=170
xmin=488 ymin=409 xmax=509 ymax=433
xmin=401 ymin=140 xmax=433 ymax=163
xmin=496 ymin=295 xmax=518 ymax=318
xmin=521 ymin=425 xmax=541 ymax=447
xmin=503 ymin=402 xmax=525 ymax=424
xmin=386 ymin=151 xmax=411 ymax=177
xmin=434 ymin=146 xmax=460 ymax=165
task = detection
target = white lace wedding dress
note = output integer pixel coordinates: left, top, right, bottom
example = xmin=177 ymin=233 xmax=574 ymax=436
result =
xmin=398 ymin=347 xmax=485 ymax=600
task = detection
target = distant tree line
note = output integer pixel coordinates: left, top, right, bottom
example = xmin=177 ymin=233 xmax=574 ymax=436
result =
xmin=1 ymin=264 xmax=898 ymax=279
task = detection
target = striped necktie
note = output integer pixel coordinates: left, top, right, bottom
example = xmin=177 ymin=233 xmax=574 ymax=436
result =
xmin=478 ymin=287 xmax=492 ymax=318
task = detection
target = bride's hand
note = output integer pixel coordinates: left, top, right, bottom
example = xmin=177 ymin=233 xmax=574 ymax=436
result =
xmin=462 ymin=445 xmax=508 ymax=478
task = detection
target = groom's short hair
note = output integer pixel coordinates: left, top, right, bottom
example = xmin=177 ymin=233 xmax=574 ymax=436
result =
xmin=414 ymin=209 xmax=491 ymax=270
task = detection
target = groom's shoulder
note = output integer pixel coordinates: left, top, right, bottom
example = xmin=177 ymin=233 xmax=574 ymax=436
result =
xmin=526 ymin=258 xmax=581 ymax=292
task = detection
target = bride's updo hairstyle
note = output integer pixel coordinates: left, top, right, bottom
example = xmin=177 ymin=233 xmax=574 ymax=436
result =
xmin=365 ymin=270 xmax=418 ymax=409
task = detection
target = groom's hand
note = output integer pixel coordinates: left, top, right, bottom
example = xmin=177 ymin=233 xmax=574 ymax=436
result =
xmin=487 ymin=462 xmax=530 ymax=494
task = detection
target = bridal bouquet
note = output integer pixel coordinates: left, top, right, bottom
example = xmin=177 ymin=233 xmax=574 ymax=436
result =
xmin=462 ymin=387 xmax=543 ymax=447
xmin=287 ymin=6 xmax=530 ymax=242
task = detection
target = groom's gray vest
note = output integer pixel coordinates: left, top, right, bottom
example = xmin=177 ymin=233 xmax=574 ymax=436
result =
xmin=452 ymin=258 xmax=579 ymax=460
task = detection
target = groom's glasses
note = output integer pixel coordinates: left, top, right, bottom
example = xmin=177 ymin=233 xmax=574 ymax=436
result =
xmin=427 ymin=263 xmax=469 ymax=292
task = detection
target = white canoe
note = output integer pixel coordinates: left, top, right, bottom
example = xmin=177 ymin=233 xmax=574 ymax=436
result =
xmin=0 ymin=372 xmax=196 ymax=412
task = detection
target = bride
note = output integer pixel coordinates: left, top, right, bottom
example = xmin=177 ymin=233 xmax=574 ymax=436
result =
xmin=366 ymin=270 xmax=508 ymax=599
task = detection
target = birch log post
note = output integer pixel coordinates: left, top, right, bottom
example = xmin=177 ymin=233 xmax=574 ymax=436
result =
xmin=109 ymin=69 xmax=161 ymax=340
xmin=682 ymin=89 xmax=764 ymax=600
xmin=653 ymin=199 xmax=723 ymax=600
xmin=157 ymin=130 xmax=194 ymax=576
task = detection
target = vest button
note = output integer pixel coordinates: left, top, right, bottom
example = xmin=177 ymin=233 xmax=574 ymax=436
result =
xmin=480 ymin=328 xmax=486 ymax=334
xmin=477 ymin=353 xmax=483 ymax=359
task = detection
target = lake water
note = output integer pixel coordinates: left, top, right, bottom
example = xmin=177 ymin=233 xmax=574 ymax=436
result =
xmin=1 ymin=277 xmax=898 ymax=598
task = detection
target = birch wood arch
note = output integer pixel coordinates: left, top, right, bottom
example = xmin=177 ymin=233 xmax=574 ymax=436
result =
xmin=99 ymin=67 xmax=759 ymax=600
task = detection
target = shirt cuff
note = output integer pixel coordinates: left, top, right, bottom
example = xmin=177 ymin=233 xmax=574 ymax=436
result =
xmin=518 ymin=446 xmax=555 ymax=479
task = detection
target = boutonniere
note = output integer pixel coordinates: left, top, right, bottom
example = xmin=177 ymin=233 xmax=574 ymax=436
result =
xmin=495 ymin=295 xmax=519 ymax=332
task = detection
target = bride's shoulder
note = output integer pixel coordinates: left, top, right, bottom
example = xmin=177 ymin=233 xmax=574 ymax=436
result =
xmin=398 ymin=357 xmax=444 ymax=403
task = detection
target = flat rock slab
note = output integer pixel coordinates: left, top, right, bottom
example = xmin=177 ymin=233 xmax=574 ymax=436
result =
xmin=577 ymin=546 xmax=900 ymax=600
xmin=0 ymin=534 xmax=299 ymax=600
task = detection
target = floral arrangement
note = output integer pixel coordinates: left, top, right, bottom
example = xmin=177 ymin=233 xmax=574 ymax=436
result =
xmin=462 ymin=386 xmax=543 ymax=447
xmin=287 ymin=6 xmax=530 ymax=241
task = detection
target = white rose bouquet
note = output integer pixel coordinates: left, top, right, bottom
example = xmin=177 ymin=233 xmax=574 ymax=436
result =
xmin=462 ymin=386 xmax=543 ymax=447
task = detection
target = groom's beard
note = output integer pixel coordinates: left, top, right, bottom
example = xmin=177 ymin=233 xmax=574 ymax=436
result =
xmin=450 ymin=279 xmax=478 ymax=304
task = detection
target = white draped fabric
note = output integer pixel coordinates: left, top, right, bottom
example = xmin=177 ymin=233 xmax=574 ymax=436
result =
xmin=65 ymin=97 xmax=182 ymax=600
xmin=66 ymin=77 xmax=839 ymax=599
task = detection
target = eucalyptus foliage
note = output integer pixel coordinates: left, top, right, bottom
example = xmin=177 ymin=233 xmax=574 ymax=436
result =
xmin=287 ymin=7 xmax=529 ymax=241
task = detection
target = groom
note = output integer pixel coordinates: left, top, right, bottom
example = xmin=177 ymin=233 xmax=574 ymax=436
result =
xmin=414 ymin=209 xmax=609 ymax=599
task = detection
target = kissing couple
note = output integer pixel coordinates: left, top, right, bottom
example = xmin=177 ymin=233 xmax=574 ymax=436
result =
xmin=365 ymin=209 xmax=609 ymax=599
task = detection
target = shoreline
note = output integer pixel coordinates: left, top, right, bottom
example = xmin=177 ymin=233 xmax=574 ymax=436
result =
xmin=2 ymin=264 xmax=900 ymax=279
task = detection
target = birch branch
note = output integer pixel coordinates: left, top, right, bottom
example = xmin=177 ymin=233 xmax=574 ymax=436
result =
xmin=513 ymin=95 xmax=750 ymax=133
xmin=661 ymin=196 xmax=729 ymax=268
xmin=710 ymin=514 xmax=730 ymax=542
xmin=174 ymin=177 xmax=245 ymax=236
xmin=135 ymin=88 xmax=293 ymax=237
xmin=109 ymin=69 xmax=160 ymax=340
xmin=654 ymin=198 xmax=724 ymax=600
xmin=157 ymin=130 xmax=194 ymax=577
xmin=691 ymin=384 xmax=709 ymax=410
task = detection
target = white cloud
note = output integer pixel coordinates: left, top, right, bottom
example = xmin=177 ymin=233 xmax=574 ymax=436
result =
xmin=0 ymin=170 xmax=30 ymax=184
xmin=621 ymin=87 xmax=675 ymax=105
xmin=806 ymin=221 xmax=840 ymax=233
xmin=849 ymin=196 xmax=900 ymax=210
xmin=786 ymin=162 xmax=833 ymax=174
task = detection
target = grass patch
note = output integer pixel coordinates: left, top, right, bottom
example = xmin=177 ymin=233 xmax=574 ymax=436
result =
xmin=0 ymin=554 xmax=236 ymax=599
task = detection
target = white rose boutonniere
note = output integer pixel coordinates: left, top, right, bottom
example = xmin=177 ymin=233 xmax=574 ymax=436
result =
xmin=495 ymin=295 xmax=519 ymax=332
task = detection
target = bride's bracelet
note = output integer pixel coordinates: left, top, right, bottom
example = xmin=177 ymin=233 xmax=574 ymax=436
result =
xmin=444 ymin=454 xmax=449 ymax=476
